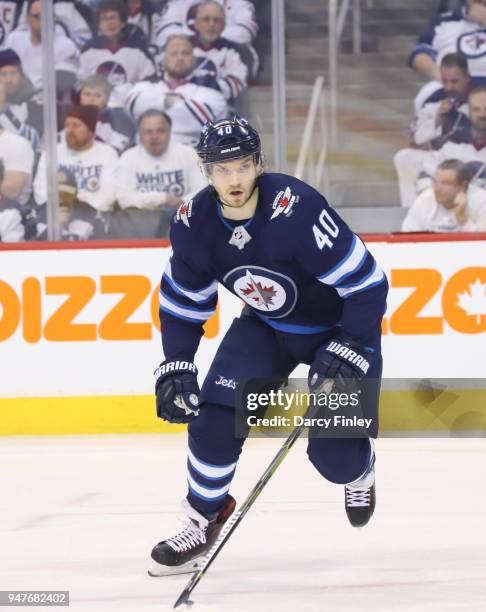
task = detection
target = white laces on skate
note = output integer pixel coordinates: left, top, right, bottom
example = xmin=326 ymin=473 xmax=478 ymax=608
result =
xmin=166 ymin=519 xmax=207 ymax=553
xmin=345 ymin=486 xmax=371 ymax=508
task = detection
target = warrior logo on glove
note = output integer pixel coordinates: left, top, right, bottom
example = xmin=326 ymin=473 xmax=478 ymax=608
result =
xmin=154 ymin=360 xmax=200 ymax=424
xmin=324 ymin=341 xmax=370 ymax=375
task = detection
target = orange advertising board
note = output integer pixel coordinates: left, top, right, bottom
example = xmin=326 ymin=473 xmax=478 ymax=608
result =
xmin=0 ymin=235 xmax=484 ymax=399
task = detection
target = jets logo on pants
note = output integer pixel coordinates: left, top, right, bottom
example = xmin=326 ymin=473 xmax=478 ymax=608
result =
xmin=224 ymin=266 xmax=298 ymax=318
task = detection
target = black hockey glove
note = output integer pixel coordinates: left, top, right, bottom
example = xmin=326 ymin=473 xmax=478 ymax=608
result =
xmin=154 ymin=360 xmax=200 ymax=424
xmin=308 ymin=337 xmax=371 ymax=394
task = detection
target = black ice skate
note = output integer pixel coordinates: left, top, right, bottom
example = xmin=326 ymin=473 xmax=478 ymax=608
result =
xmin=148 ymin=495 xmax=236 ymax=577
xmin=344 ymin=466 xmax=375 ymax=528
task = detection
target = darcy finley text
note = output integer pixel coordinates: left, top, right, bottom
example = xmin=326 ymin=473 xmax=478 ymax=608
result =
xmin=246 ymin=414 xmax=373 ymax=429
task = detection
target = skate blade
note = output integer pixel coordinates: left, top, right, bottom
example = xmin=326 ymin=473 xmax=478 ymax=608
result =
xmin=148 ymin=557 xmax=203 ymax=577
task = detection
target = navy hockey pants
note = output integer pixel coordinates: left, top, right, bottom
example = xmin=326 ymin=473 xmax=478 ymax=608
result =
xmin=187 ymin=311 xmax=382 ymax=517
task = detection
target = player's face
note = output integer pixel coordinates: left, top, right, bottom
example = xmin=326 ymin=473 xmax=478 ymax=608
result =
xmin=441 ymin=66 xmax=469 ymax=97
xmin=80 ymin=86 xmax=108 ymax=109
xmin=164 ymin=38 xmax=196 ymax=79
xmin=433 ymin=169 xmax=462 ymax=207
xmin=0 ymin=66 xmax=22 ymax=97
xmin=140 ymin=115 xmax=172 ymax=156
xmin=99 ymin=10 xmax=124 ymax=39
xmin=469 ymin=91 xmax=486 ymax=130
xmin=210 ymin=155 xmax=259 ymax=208
xmin=65 ymin=117 xmax=94 ymax=151
xmin=195 ymin=5 xmax=225 ymax=43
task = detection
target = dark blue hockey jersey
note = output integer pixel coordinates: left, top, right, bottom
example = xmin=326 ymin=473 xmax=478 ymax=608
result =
xmin=159 ymin=173 xmax=388 ymax=361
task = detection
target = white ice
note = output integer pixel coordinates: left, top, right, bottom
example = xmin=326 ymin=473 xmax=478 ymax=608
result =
xmin=1 ymin=434 xmax=486 ymax=612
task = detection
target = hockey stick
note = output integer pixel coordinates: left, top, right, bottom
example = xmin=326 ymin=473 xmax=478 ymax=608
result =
xmin=173 ymin=379 xmax=333 ymax=609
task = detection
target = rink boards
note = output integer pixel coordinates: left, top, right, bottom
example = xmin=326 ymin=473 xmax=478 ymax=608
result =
xmin=0 ymin=234 xmax=485 ymax=435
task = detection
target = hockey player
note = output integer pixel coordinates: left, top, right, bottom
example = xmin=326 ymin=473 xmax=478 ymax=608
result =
xmin=149 ymin=116 xmax=388 ymax=576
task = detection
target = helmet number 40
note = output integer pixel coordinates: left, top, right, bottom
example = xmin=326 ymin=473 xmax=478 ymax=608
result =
xmin=217 ymin=126 xmax=233 ymax=135
xmin=313 ymin=209 xmax=339 ymax=250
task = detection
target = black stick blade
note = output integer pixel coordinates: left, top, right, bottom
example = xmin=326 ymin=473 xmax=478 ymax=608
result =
xmin=173 ymin=590 xmax=193 ymax=609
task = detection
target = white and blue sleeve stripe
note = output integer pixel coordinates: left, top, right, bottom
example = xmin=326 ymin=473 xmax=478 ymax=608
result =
xmin=163 ymin=260 xmax=218 ymax=304
xmin=159 ymin=290 xmax=216 ymax=322
xmin=318 ymin=235 xmax=367 ymax=286
xmin=335 ymin=262 xmax=386 ymax=298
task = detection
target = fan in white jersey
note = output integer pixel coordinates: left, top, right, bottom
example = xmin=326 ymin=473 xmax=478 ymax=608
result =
xmin=114 ymin=109 xmax=207 ymax=238
xmin=5 ymin=0 xmax=78 ymax=95
xmin=126 ymin=0 xmax=159 ymax=46
xmin=34 ymin=105 xmax=118 ymax=212
xmin=190 ymin=1 xmax=248 ymax=103
xmin=126 ymin=34 xmax=227 ymax=145
xmin=78 ymin=0 xmax=155 ymax=99
xmin=54 ymin=0 xmax=95 ymax=49
xmin=0 ymin=48 xmax=43 ymax=151
xmin=0 ymin=0 xmax=25 ymax=50
xmin=395 ymin=86 xmax=486 ymax=206
xmin=409 ymin=1 xmax=486 ymax=82
xmin=77 ymin=73 xmax=136 ymax=154
xmin=402 ymin=158 xmax=486 ymax=232
xmin=0 ymin=159 xmax=26 ymax=242
xmin=154 ymin=0 xmax=258 ymax=47
xmin=411 ymin=53 xmax=472 ymax=151
xmin=0 ymin=124 xmax=34 ymax=204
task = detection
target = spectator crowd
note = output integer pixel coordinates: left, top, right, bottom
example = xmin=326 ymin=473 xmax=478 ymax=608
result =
xmin=0 ymin=0 xmax=259 ymax=242
xmin=397 ymin=0 xmax=486 ymax=232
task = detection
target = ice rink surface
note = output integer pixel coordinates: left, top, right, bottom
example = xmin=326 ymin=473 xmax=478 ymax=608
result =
xmin=1 ymin=434 xmax=486 ymax=612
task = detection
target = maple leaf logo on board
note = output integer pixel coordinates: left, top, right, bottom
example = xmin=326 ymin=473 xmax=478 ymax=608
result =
xmin=239 ymin=270 xmax=277 ymax=309
xmin=456 ymin=279 xmax=486 ymax=324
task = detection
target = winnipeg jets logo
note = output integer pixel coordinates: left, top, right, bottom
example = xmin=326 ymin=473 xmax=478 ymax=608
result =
xmin=458 ymin=29 xmax=486 ymax=57
xmin=175 ymin=199 xmax=193 ymax=227
xmin=270 ymin=186 xmax=298 ymax=220
xmin=224 ymin=266 xmax=298 ymax=318
xmin=240 ymin=270 xmax=277 ymax=309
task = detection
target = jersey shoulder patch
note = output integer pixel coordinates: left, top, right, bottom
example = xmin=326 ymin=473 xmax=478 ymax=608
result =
xmin=174 ymin=185 xmax=213 ymax=229
xmin=175 ymin=199 xmax=194 ymax=227
xmin=263 ymin=173 xmax=328 ymax=224
xmin=269 ymin=184 xmax=300 ymax=220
